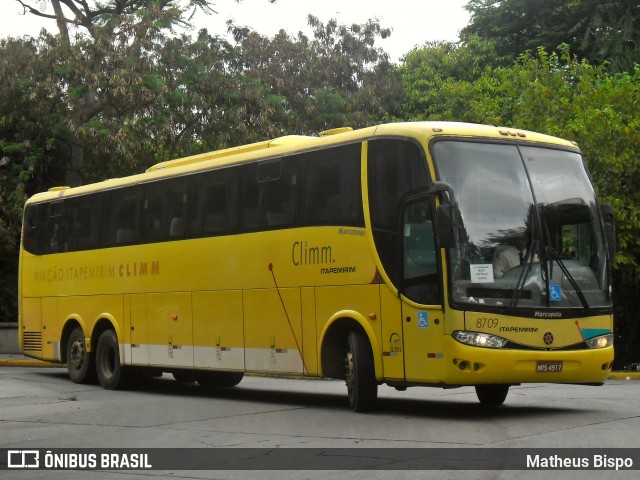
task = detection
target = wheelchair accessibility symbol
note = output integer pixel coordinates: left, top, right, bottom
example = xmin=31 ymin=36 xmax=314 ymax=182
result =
xmin=417 ymin=311 xmax=429 ymax=329
xmin=549 ymin=284 xmax=562 ymax=302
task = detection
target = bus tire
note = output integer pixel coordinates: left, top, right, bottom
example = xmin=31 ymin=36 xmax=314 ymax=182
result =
xmin=197 ymin=371 xmax=244 ymax=388
xmin=66 ymin=326 xmax=95 ymax=384
xmin=475 ymin=384 xmax=509 ymax=407
xmin=345 ymin=330 xmax=378 ymax=412
xmin=95 ymin=329 xmax=128 ymax=390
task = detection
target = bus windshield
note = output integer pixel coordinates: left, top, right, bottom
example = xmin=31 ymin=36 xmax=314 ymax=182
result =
xmin=432 ymin=140 xmax=611 ymax=311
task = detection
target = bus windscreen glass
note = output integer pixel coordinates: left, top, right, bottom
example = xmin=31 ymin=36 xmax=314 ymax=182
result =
xmin=432 ymin=140 xmax=611 ymax=310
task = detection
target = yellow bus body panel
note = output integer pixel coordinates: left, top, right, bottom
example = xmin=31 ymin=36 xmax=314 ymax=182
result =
xmin=18 ymin=122 xmax=612 ymax=390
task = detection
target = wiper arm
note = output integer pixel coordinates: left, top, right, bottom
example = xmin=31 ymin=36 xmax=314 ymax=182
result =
xmin=508 ymin=239 xmax=538 ymax=310
xmin=544 ymin=247 xmax=590 ymax=309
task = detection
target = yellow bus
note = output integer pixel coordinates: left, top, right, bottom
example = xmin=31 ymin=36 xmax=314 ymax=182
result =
xmin=19 ymin=122 xmax=615 ymax=411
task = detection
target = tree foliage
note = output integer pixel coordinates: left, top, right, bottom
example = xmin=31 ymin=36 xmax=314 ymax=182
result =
xmin=400 ymin=43 xmax=640 ymax=283
xmin=397 ymin=35 xmax=508 ymax=121
xmin=462 ymin=0 xmax=640 ymax=71
xmin=1 ymin=0 xmax=639 ymax=367
xmin=225 ymin=15 xmax=400 ymax=138
xmin=0 ymin=6 xmax=397 ymax=321
xmin=0 ymin=34 xmax=72 ymax=320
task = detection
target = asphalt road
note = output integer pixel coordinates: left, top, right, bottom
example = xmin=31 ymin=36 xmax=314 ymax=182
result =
xmin=1 ymin=365 xmax=639 ymax=480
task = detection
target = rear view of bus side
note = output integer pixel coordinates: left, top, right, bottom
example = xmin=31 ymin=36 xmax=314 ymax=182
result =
xmin=19 ymin=122 xmax=615 ymax=411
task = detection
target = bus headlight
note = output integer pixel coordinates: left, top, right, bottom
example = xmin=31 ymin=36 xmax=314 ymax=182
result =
xmin=453 ymin=331 xmax=508 ymax=349
xmin=585 ymin=334 xmax=613 ymax=349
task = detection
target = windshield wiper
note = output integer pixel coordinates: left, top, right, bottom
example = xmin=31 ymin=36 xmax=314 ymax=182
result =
xmin=544 ymin=246 xmax=590 ymax=309
xmin=508 ymin=239 xmax=538 ymax=310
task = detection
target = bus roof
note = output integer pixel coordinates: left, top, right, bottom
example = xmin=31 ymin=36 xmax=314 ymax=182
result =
xmin=28 ymin=122 xmax=578 ymax=204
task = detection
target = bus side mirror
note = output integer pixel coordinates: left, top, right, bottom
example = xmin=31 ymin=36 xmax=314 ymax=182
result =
xmin=437 ymin=204 xmax=456 ymax=249
xmin=600 ymin=204 xmax=616 ymax=260
xmin=429 ymin=181 xmax=457 ymax=249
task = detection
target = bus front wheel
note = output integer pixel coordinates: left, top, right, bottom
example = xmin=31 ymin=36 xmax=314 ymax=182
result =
xmin=345 ymin=330 xmax=378 ymax=412
xmin=95 ymin=329 xmax=128 ymax=389
xmin=66 ymin=326 xmax=95 ymax=384
xmin=475 ymin=384 xmax=509 ymax=407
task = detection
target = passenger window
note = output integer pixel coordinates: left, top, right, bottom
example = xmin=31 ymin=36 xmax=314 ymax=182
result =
xmin=65 ymin=195 xmax=100 ymax=251
xmin=240 ymin=159 xmax=297 ymax=231
xmin=299 ymin=143 xmax=363 ymax=226
xmin=22 ymin=205 xmax=41 ymax=255
xmin=190 ymin=168 xmax=238 ymax=236
xmin=142 ymin=178 xmax=188 ymax=242
xmin=46 ymin=201 xmax=66 ymax=254
xmin=105 ymin=188 xmax=141 ymax=246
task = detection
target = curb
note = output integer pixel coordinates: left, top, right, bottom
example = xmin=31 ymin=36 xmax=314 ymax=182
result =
xmin=0 ymin=358 xmax=62 ymax=368
xmin=608 ymin=372 xmax=640 ymax=380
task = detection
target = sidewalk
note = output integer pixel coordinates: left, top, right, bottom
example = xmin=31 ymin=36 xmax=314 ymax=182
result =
xmin=1 ymin=353 xmax=639 ymax=379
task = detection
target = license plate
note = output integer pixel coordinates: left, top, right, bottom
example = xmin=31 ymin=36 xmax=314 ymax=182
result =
xmin=537 ymin=361 xmax=563 ymax=373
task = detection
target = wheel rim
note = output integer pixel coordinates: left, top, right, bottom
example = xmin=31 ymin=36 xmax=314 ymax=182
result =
xmin=70 ymin=338 xmax=85 ymax=370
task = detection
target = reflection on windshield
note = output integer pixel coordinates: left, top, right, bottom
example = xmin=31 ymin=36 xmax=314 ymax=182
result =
xmin=432 ymin=141 xmax=611 ymax=311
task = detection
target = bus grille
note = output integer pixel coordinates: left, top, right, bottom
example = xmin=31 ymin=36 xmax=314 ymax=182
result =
xmin=22 ymin=332 xmax=42 ymax=352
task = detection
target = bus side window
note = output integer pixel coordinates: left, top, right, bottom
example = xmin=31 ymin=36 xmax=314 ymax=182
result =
xmin=402 ymin=197 xmax=440 ymax=305
xmin=142 ymin=177 xmax=189 ymax=242
xmin=105 ymin=188 xmax=141 ymax=246
xmin=65 ymin=195 xmax=100 ymax=251
xmin=47 ymin=201 xmax=66 ymax=253
xmin=190 ymin=168 xmax=238 ymax=237
xmin=22 ymin=204 xmax=42 ymax=255
xmin=240 ymin=159 xmax=297 ymax=231
xmin=299 ymin=143 xmax=363 ymax=226
xmin=368 ymin=139 xmax=429 ymax=285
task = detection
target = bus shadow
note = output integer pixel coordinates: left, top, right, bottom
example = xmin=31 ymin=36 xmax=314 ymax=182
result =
xmin=138 ymin=376 xmax=590 ymax=420
xmin=36 ymin=371 xmax=594 ymax=420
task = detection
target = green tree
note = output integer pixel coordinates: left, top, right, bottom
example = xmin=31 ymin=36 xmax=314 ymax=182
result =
xmin=0 ymin=1 xmax=250 ymax=323
xmin=397 ymin=36 xmax=507 ymax=121
xmin=0 ymin=35 xmax=70 ymax=321
xmin=225 ymin=15 xmax=401 ymax=136
xmin=399 ymin=45 xmax=640 ymax=363
xmin=462 ymin=0 xmax=640 ymax=71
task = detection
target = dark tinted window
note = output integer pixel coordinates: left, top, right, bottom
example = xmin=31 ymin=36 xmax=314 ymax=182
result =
xmin=65 ymin=195 xmax=100 ymax=251
xmin=299 ymin=143 xmax=363 ymax=226
xmin=240 ymin=158 xmax=297 ymax=231
xmin=23 ymin=141 xmax=367 ymax=254
xmin=368 ymin=139 xmax=429 ymax=284
xmin=23 ymin=203 xmax=53 ymax=255
xmin=190 ymin=168 xmax=238 ymax=236
xmin=142 ymin=178 xmax=189 ymax=242
xmin=104 ymin=187 xmax=142 ymax=246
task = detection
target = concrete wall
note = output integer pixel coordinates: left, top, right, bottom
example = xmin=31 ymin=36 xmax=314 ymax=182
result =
xmin=0 ymin=323 xmax=19 ymax=354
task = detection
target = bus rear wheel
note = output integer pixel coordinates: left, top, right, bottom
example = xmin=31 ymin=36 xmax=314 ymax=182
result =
xmin=345 ymin=330 xmax=377 ymax=412
xmin=475 ymin=384 xmax=509 ymax=407
xmin=95 ymin=329 xmax=129 ymax=389
xmin=66 ymin=326 xmax=95 ymax=384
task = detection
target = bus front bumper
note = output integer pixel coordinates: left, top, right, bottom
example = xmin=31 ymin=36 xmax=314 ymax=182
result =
xmin=406 ymin=339 xmax=614 ymax=386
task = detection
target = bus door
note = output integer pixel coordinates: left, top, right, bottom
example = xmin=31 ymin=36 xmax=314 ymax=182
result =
xmin=399 ymin=195 xmax=445 ymax=383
